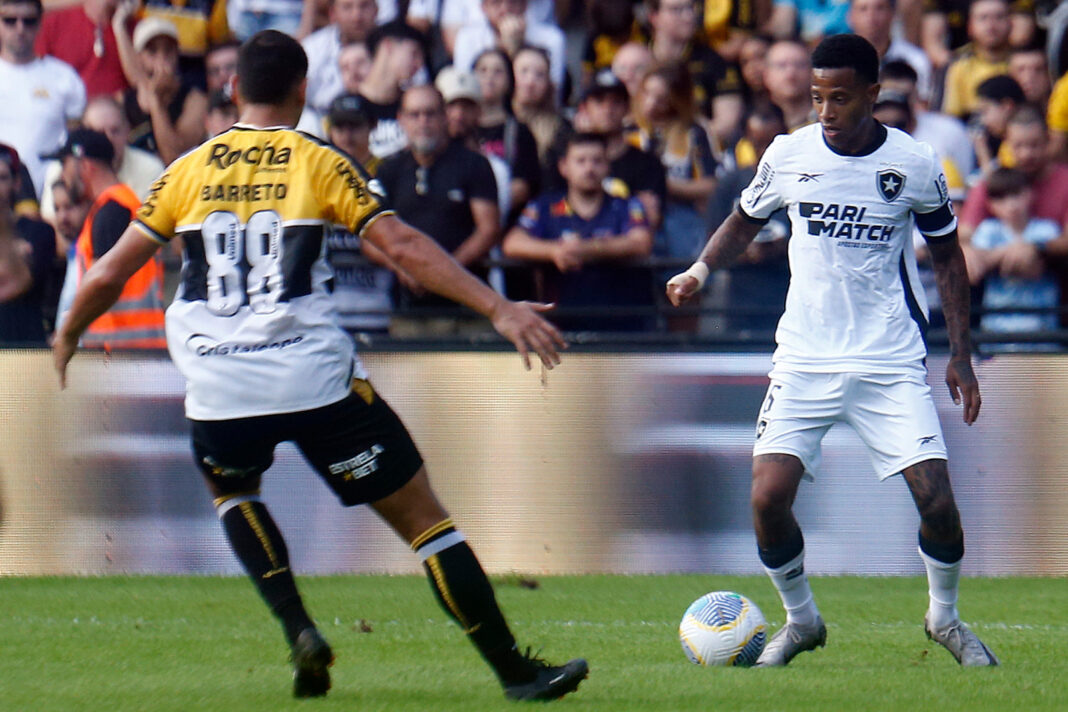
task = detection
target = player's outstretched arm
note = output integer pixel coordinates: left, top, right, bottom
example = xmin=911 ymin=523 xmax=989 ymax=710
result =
xmin=364 ymin=214 xmax=566 ymax=370
xmin=928 ymin=231 xmax=981 ymax=425
xmin=53 ymin=226 xmax=161 ymax=389
xmin=666 ymin=208 xmax=765 ymax=306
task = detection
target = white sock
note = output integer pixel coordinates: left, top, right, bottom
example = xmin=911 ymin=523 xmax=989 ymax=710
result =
xmin=919 ymin=547 xmax=960 ymax=629
xmin=763 ymin=549 xmax=819 ymax=626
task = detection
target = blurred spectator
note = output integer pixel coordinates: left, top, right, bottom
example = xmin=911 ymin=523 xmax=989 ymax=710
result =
xmin=35 ymin=0 xmax=129 ymax=98
xmin=922 ymin=0 xmax=976 ymax=70
xmin=437 ymin=66 xmax=513 ymax=286
xmin=562 ymin=69 xmax=667 ymax=231
xmin=227 ymin=0 xmax=307 ymax=40
xmin=473 ymin=48 xmax=540 ymax=220
xmin=701 ymin=0 xmax=772 ymax=62
xmin=115 ymin=14 xmax=209 ymax=164
xmin=646 ymin=0 xmax=744 ymax=141
xmin=581 ymin=0 xmax=640 ymax=88
xmin=204 ymin=40 xmax=239 ymax=93
xmin=611 ymin=41 xmax=655 ymax=107
xmin=848 ymin=0 xmax=932 ymax=101
xmin=40 ymin=95 xmax=166 ymax=223
xmin=1048 ymin=70 xmax=1068 ymax=161
xmin=0 ymin=0 xmax=87 ymax=197
xmin=629 ymin=63 xmax=717 ymax=273
xmin=452 ymin=0 xmax=567 ymax=99
xmin=959 ymin=106 xmax=1068 ymax=254
xmin=767 ymin=0 xmax=852 ymax=43
xmin=140 ymin=0 xmax=230 ymax=86
xmin=339 ymin=41 xmax=373 ymax=92
xmin=965 ymin=167 xmax=1060 ymax=351
xmin=354 ymin=21 xmax=427 ymax=158
xmin=880 ymin=59 xmax=974 ymax=179
xmin=763 ymin=39 xmax=814 ymax=131
xmin=708 ymin=102 xmax=790 ymax=334
xmin=323 ymin=94 xmax=395 ymax=334
xmin=303 ymin=0 xmax=379 ymax=117
xmin=377 ymin=85 xmax=500 ymax=334
xmin=2 ymin=141 xmax=39 ymax=218
xmin=1007 ymin=43 xmax=1050 ymax=109
xmin=54 ymin=128 xmax=166 ymax=348
xmin=737 ymin=34 xmax=772 ymax=107
xmin=45 ymin=178 xmax=86 ymax=331
xmin=204 ymin=88 xmax=238 ymax=137
xmin=972 ymin=74 xmax=1024 ymax=175
xmin=0 ymin=144 xmax=55 ymax=345
xmin=941 ymin=0 xmax=1011 ymax=119
xmin=441 ymin=0 xmax=556 ymax=57
xmin=503 ymin=132 xmax=654 ymax=332
xmin=512 ymin=45 xmax=570 ymax=178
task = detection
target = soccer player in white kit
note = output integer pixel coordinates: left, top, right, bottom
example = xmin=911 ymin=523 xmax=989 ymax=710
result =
xmin=667 ymin=34 xmax=999 ymax=667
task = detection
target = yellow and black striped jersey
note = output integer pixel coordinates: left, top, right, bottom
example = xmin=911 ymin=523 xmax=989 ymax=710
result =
xmin=133 ymin=124 xmax=393 ymax=421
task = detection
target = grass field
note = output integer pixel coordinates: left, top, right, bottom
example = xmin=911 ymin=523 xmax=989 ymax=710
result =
xmin=0 ymin=574 xmax=1063 ymax=711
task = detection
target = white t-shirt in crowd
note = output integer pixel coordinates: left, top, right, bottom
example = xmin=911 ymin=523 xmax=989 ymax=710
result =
xmin=452 ymin=19 xmax=566 ymax=94
xmin=0 ymin=56 xmax=86 ymax=196
xmin=441 ymin=0 xmax=555 ymax=28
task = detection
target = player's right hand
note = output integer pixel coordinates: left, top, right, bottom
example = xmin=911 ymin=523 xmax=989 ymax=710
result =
xmin=490 ymin=300 xmax=567 ymax=371
xmin=52 ymin=333 xmax=77 ymax=390
xmin=666 ymin=273 xmax=700 ymax=307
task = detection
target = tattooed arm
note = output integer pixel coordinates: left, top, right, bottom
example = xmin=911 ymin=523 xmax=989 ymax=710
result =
xmin=666 ymin=209 xmax=766 ymax=306
xmin=928 ymin=231 xmax=981 ymax=424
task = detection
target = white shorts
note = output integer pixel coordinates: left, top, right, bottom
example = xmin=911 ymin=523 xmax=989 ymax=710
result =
xmin=752 ymin=369 xmax=948 ymax=480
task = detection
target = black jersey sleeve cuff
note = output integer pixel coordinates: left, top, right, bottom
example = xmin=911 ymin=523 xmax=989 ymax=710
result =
xmin=914 ymin=202 xmax=955 ymax=237
xmin=736 ymin=205 xmax=770 ymax=226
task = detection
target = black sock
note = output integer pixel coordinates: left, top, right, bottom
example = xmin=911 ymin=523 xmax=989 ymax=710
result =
xmin=413 ymin=519 xmax=532 ymax=685
xmin=758 ymin=527 xmax=805 ymax=569
xmin=218 ymin=497 xmax=314 ymax=646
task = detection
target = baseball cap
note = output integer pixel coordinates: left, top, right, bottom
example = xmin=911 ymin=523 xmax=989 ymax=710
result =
xmin=435 ymin=66 xmax=481 ymax=104
xmin=327 ymin=94 xmax=372 ymax=126
xmin=43 ymin=128 xmax=115 ymax=165
xmin=132 ymin=16 xmax=180 ymax=53
xmin=873 ymin=89 xmax=912 ymax=113
xmin=581 ymin=69 xmax=629 ymax=103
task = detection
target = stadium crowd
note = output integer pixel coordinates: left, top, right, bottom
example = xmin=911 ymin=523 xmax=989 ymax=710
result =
xmin=3 ymin=0 xmax=1068 ymax=346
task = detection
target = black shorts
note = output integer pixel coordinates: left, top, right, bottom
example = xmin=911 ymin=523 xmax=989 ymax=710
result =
xmin=191 ymin=379 xmax=424 ymax=506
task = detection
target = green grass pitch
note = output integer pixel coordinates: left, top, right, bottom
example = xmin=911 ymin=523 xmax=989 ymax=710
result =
xmin=0 ymin=574 xmax=1063 ymax=711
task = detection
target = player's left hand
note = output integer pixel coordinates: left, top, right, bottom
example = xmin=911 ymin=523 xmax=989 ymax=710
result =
xmin=946 ymin=356 xmax=980 ymax=425
xmin=52 ymin=332 xmax=77 ymax=390
xmin=490 ymin=300 xmax=567 ymax=371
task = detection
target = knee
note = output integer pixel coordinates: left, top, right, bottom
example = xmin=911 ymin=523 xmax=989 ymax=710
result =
xmin=750 ymin=478 xmax=792 ymax=518
xmin=918 ymin=492 xmax=961 ymax=533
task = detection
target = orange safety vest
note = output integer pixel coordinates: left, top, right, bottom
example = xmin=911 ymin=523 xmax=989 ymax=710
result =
xmin=76 ymin=183 xmax=167 ymax=350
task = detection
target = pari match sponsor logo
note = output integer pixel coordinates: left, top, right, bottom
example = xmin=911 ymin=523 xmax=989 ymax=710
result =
xmin=185 ymin=333 xmax=305 ymax=357
xmin=798 ymin=202 xmax=895 ymax=246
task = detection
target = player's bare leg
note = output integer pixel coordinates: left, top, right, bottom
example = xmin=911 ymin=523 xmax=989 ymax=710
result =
xmin=204 ymin=477 xmax=333 ymax=698
xmin=370 ymin=467 xmax=589 ymax=700
xmin=902 ymin=459 xmax=998 ymax=666
xmin=751 ymin=454 xmax=826 ymax=667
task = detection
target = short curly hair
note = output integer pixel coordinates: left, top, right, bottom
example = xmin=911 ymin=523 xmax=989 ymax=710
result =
xmin=811 ymin=34 xmax=880 ymax=86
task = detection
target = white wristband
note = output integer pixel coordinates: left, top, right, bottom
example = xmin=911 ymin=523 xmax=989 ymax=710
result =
xmin=668 ymin=261 xmax=710 ymax=291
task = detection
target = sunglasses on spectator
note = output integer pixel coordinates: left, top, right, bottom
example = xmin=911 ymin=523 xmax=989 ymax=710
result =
xmin=1 ymin=15 xmax=39 ymax=27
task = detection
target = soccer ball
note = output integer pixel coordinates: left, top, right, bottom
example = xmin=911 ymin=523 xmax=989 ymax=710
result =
xmin=679 ymin=591 xmax=767 ymax=667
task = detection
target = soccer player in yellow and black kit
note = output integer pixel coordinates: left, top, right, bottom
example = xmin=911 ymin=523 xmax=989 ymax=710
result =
xmin=53 ymin=30 xmax=587 ymax=703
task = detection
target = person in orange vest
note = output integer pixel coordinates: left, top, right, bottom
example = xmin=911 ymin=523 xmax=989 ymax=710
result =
xmin=53 ymin=128 xmax=166 ymax=349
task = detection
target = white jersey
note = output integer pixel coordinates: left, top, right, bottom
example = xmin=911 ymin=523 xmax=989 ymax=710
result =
xmin=738 ymin=123 xmax=956 ymax=374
